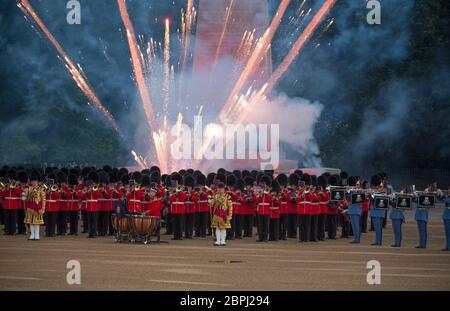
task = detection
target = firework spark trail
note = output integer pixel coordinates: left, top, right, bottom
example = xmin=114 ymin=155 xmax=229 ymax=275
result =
xmin=18 ymin=0 xmax=122 ymax=135
xmin=219 ymin=0 xmax=291 ymax=122
xmin=213 ymin=0 xmax=235 ymax=66
xmin=181 ymin=0 xmax=194 ymax=70
xmin=265 ymin=0 xmax=336 ymax=94
xmin=163 ymin=19 xmax=171 ymax=125
xmin=131 ymin=150 xmax=146 ymax=170
xmin=153 ymin=130 xmax=168 ymax=173
xmin=117 ymin=0 xmax=157 ymax=133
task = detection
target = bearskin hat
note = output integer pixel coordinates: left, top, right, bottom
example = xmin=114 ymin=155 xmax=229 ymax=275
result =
xmin=131 ymin=171 xmax=142 ymax=184
xmin=183 ymin=175 xmax=195 ymax=188
xmin=68 ymin=174 xmax=78 ymax=186
xmin=171 ymin=172 xmax=183 ymax=185
xmin=232 ymin=170 xmax=242 ymax=179
xmin=318 ymin=175 xmax=328 ymax=188
xmin=215 ymin=173 xmax=226 ymax=184
xmin=98 ymin=171 xmax=109 ymax=184
xmin=310 ymin=175 xmax=318 ymax=187
xmin=244 ymin=176 xmax=254 ymax=187
xmin=371 ymin=174 xmax=382 ymax=187
xmin=150 ymin=171 xmax=161 ymax=184
xmin=81 ymin=167 xmax=91 ymax=178
xmin=328 ymin=174 xmax=340 ymax=186
xmin=57 ymin=171 xmax=68 ymax=184
xmin=207 ymin=173 xmax=216 ymax=186
xmin=276 ymin=173 xmax=288 ymax=187
xmin=217 ymin=168 xmax=226 ymax=175
xmin=141 ymin=174 xmax=151 ymax=187
xmin=196 ymin=174 xmax=206 ymax=186
xmin=271 ymin=180 xmax=281 ymax=193
xmin=178 ymin=169 xmax=186 ymax=176
xmin=163 ymin=174 xmax=171 ymax=187
xmin=242 ymin=170 xmax=251 ymax=178
xmin=141 ymin=169 xmax=151 ymax=175
xmin=120 ymin=173 xmax=130 ymax=185
xmin=288 ymin=173 xmax=299 ymax=186
xmin=7 ymin=168 xmax=18 ymax=181
xmin=259 ymin=174 xmax=272 ymax=186
xmin=102 ymin=165 xmax=112 ymax=173
xmin=150 ymin=166 xmax=160 ymax=174
xmin=226 ymin=174 xmax=237 ymax=187
xmin=88 ymin=171 xmax=99 ymax=183
xmin=235 ymin=178 xmax=245 ymax=191
xmin=301 ymin=173 xmax=311 ymax=186
xmin=18 ymin=170 xmax=28 ymax=183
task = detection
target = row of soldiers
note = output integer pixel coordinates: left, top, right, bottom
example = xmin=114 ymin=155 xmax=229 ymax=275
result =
xmin=0 ymin=166 xmax=449 ymax=250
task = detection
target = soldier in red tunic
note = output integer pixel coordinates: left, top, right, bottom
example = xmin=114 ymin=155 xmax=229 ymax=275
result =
xmin=310 ymin=178 xmax=321 ymax=242
xmin=97 ymin=171 xmax=112 ymax=236
xmin=183 ymin=175 xmax=197 ymax=239
xmin=67 ymin=174 xmax=81 ymax=235
xmin=287 ymin=173 xmax=300 ymax=239
xmin=194 ymin=174 xmax=210 ymax=238
xmin=269 ymin=180 xmax=281 ymax=241
xmin=256 ymin=175 xmax=272 ymax=242
xmin=17 ymin=170 xmax=28 ymax=235
xmin=317 ymin=175 xmax=329 ymax=241
xmin=126 ymin=172 xmax=145 ymax=214
xmin=81 ymin=171 xmax=102 ymax=238
xmin=45 ymin=172 xmax=60 ymax=238
xmin=168 ymin=173 xmax=186 ymax=240
xmin=232 ymin=178 xmax=245 ymax=239
xmin=3 ymin=169 xmax=21 ymax=235
xmin=242 ymin=176 xmax=256 ymax=237
xmin=56 ymin=171 xmax=69 ymax=236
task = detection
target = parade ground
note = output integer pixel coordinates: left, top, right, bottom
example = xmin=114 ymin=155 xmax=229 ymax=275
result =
xmin=1 ymin=208 xmax=449 ymax=291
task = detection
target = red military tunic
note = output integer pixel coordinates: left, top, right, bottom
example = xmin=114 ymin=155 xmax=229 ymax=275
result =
xmin=59 ymin=186 xmax=71 ymax=212
xmin=99 ymin=186 xmax=113 ymax=212
xmin=232 ymin=191 xmax=243 ymax=216
xmin=169 ymin=191 xmax=186 ymax=214
xmin=184 ymin=190 xmax=198 ymax=214
xmin=320 ymin=191 xmax=330 ymax=214
xmin=257 ymin=194 xmax=272 ymax=215
xmin=270 ymin=197 xmax=282 ymax=219
xmin=286 ymin=190 xmax=299 ymax=214
xmin=2 ymin=187 xmax=22 ymax=210
xmin=279 ymin=189 xmax=289 ymax=215
xmin=81 ymin=190 xmax=102 ymax=212
xmin=126 ymin=189 xmax=144 ymax=213
xmin=310 ymin=192 xmax=321 ymax=215
xmin=143 ymin=196 xmax=162 ymax=217
xmin=196 ymin=188 xmax=210 ymax=213
xmin=241 ymin=191 xmax=257 ymax=215
xmin=46 ymin=191 xmax=61 ymax=212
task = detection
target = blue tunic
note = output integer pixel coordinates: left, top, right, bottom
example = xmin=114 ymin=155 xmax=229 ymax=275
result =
xmin=390 ymin=209 xmax=405 ymax=220
xmin=414 ymin=208 xmax=429 ymax=222
xmin=348 ymin=204 xmax=362 ymax=216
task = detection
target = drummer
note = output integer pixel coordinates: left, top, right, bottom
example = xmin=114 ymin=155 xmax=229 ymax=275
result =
xmin=143 ymin=184 xmax=162 ymax=217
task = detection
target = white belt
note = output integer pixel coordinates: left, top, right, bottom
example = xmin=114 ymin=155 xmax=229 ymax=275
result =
xmin=85 ymin=200 xmax=97 ymax=203
xmin=270 ymin=207 xmax=279 ymax=210
xmin=198 ymin=200 xmax=208 ymax=203
xmin=172 ymin=202 xmax=184 ymax=205
xmin=233 ymin=202 xmax=241 ymax=205
xmin=5 ymin=197 xmax=20 ymax=200
xmin=47 ymin=200 xmax=57 ymax=203
xmin=129 ymin=199 xmax=141 ymax=203
xmin=259 ymin=203 xmax=269 ymax=206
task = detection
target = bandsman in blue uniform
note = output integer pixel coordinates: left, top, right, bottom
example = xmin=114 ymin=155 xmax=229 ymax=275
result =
xmin=414 ymin=185 xmax=434 ymax=249
xmin=347 ymin=176 xmax=363 ymax=244
xmin=369 ymin=175 xmax=387 ymax=246
xmin=437 ymin=187 xmax=450 ymax=251
xmin=389 ymin=188 xmax=411 ymax=247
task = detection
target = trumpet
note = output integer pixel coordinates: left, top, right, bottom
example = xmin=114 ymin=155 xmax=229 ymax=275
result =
xmin=263 ymin=185 xmax=271 ymax=194
xmin=92 ymin=184 xmax=100 ymax=191
xmin=50 ymin=184 xmax=59 ymax=192
xmin=9 ymin=180 xmax=17 ymax=189
xmin=175 ymin=184 xmax=184 ymax=192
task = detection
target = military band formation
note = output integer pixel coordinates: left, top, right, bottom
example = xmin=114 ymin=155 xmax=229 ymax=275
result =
xmin=0 ymin=166 xmax=449 ymax=250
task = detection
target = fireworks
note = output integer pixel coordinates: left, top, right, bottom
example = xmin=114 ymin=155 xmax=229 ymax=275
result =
xmin=19 ymin=0 xmax=336 ymax=172
xmin=265 ymin=0 xmax=336 ymax=94
xmin=18 ymin=0 xmax=122 ymax=136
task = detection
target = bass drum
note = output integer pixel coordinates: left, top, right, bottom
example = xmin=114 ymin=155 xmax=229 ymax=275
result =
xmin=129 ymin=215 xmax=160 ymax=236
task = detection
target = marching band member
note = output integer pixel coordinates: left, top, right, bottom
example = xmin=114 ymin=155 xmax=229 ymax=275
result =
xmin=126 ymin=175 xmax=145 ymax=215
xmin=17 ymin=171 xmax=28 ymax=235
xmin=242 ymin=176 xmax=257 ymax=237
xmin=298 ymin=175 xmax=312 ymax=242
xmin=57 ymin=172 xmax=69 ymax=236
xmin=310 ymin=181 xmax=320 ymax=242
xmin=183 ymin=175 xmax=197 ymax=239
xmin=368 ymin=175 xmax=386 ymax=246
xmin=326 ymin=175 xmax=340 ymax=239
xmin=347 ymin=176 xmax=363 ymax=244
xmin=256 ymin=176 xmax=272 ymax=242
xmin=97 ymin=171 xmax=112 ymax=236
xmin=232 ymin=179 xmax=245 ymax=239
xmin=276 ymin=174 xmax=289 ymax=240
xmin=169 ymin=173 xmax=186 ymax=240
xmin=23 ymin=172 xmax=45 ymax=241
xmin=108 ymin=174 xmax=123 ymax=236
xmin=269 ymin=180 xmax=281 ymax=241
xmin=317 ymin=175 xmax=329 ymax=241
xmin=67 ymin=174 xmax=81 ymax=235
xmin=3 ymin=169 xmax=21 ymax=235
xmin=45 ymin=173 xmax=60 ymax=238
xmin=225 ymin=174 xmax=237 ymax=240
xmin=195 ymin=174 xmax=210 ymax=238
xmin=361 ymin=180 xmax=370 ymax=233
xmin=162 ymin=175 xmax=173 ymax=235
xmin=414 ymin=185 xmax=431 ymax=249
xmin=82 ymin=171 xmax=102 ymax=238
xmin=437 ymin=187 xmax=450 ymax=251
xmin=210 ymin=182 xmax=233 ymax=246
xmin=287 ymin=174 xmax=300 ymax=238
xmin=389 ymin=188 xmax=409 ymax=247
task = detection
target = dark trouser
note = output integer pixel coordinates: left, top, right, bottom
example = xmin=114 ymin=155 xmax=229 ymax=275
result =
xmin=310 ymin=214 xmax=318 ymax=241
xmin=287 ymin=213 xmax=297 ymax=238
xmin=382 ymin=210 xmax=387 ymax=228
xmin=81 ymin=210 xmax=88 ymax=233
xmin=173 ymin=214 xmax=185 ymax=240
xmin=108 ymin=211 xmax=114 ymax=235
xmin=196 ymin=212 xmax=208 ymax=237
xmin=69 ymin=210 xmax=79 ymax=235
xmin=257 ymin=214 xmax=269 ymax=241
xmin=318 ymin=213 xmax=327 ymax=240
xmin=17 ymin=209 xmax=25 ymax=234
xmin=0 ymin=206 xmax=4 ymax=225
xmin=327 ymin=214 xmax=337 ymax=239
xmin=87 ymin=211 xmax=98 ymax=237
xmin=361 ymin=211 xmax=368 ymax=233
xmin=234 ymin=214 xmax=243 ymax=239
xmin=194 ymin=212 xmax=201 ymax=237
xmin=57 ymin=210 xmax=68 ymax=235
xmin=298 ymin=214 xmax=311 ymax=242
xmin=243 ymin=214 xmax=254 ymax=237
xmin=269 ymin=218 xmax=280 ymax=241
xmin=4 ymin=209 xmax=17 ymax=235
xmin=279 ymin=214 xmax=288 ymax=240
xmin=45 ymin=211 xmax=57 ymax=237
xmin=207 ymin=212 xmax=212 ymax=235
xmin=226 ymin=216 xmax=236 ymax=239
xmin=97 ymin=211 xmax=109 ymax=236
xmin=185 ymin=213 xmax=194 ymax=238
xmin=165 ymin=213 xmax=173 ymax=234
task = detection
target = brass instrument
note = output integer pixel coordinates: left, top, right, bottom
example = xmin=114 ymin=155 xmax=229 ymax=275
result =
xmin=263 ymin=185 xmax=271 ymax=194
xmin=92 ymin=184 xmax=100 ymax=192
xmin=9 ymin=180 xmax=17 ymax=189
xmin=0 ymin=181 xmax=5 ymax=190
xmin=50 ymin=184 xmax=59 ymax=192
xmin=175 ymin=184 xmax=184 ymax=192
